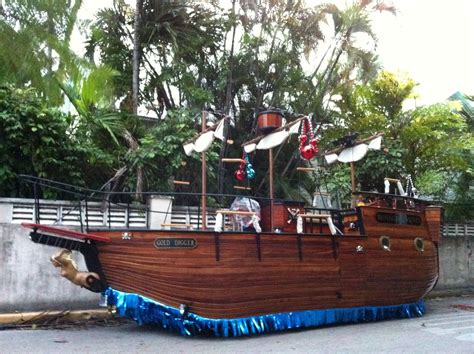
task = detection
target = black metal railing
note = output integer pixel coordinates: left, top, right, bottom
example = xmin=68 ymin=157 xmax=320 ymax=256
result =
xmin=19 ymin=175 xmax=277 ymax=232
xmin=19 ymin=175 xmax=359 ymax=234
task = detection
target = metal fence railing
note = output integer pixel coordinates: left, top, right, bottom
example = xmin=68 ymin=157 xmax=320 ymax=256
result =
xmin=9 ymin=199 xmax=147 ymax=228
xmin=442 ymin=223 xmax=474 ymax=237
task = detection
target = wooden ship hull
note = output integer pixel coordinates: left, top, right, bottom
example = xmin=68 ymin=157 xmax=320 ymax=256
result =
xmin=23 ymin=194 xmax=442 ymax=336
xmin=92 ymin=204 xmax=440 ymax=319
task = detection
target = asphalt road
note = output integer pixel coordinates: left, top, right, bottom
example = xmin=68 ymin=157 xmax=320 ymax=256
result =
xmin=1 ymin=296 xmax=473 ymax=354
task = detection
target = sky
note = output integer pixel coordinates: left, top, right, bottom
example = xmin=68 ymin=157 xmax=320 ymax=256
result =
xmin=76 ymin=0 xmax=474 ymax=107
xmin=369 ymin=0 xmax=474 ymax=106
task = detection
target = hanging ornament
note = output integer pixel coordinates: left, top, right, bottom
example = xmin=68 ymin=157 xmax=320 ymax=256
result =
xmin=244 ymin=152 xmax=255 ymax=180
xmin=301 ymin=144 xmax=316 ymax=160
xmin=234 ymin=152 xmax=256 ymax=182
xmin=298 ymin=117 xmax=318 ymax=160
xmin=246 ymin=165 xmax=255 ymax=180
xmin=234 ymin=152 xmax=247 ymax=182
xmin=234 ymin=168 xmax=246 ymax=182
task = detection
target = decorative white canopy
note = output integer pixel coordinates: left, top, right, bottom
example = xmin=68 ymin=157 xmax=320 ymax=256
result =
xmin=193 ymin=131 xmax=215 ymax=153
xmin=288 ymin=120 xmax=301 ymax=135
xmin=256 ymin=130 xmax=290 ymax=150
xmin=244 ymin=143 xmax=257 ymax=153
xmin=213 ymin=119 xmax=225 ymax=141
xmin=242 ymin=117 xmax=304 ymax=153
xmin=183 ymin=142 xmax=195 ymax=156
xmin=324 ymin=135 xmax=383 ymax=164
xmin=182 ymin=118 xmax=227 ymax=156
xmin=337 ymin=143 xmax=368 ymax=163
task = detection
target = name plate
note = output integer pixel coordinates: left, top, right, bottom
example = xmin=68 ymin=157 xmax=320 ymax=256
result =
xmin=154 ymin=238 xmax=198 ymax=249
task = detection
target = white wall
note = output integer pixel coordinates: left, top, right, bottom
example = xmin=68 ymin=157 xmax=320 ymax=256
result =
xmin=436 ymin=236 xmax=474 ymax=290
xmin=0 ymin=223 xmax=100 ymax=312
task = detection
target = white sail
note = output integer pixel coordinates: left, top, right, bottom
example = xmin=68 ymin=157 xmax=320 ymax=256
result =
xmin=244 ymin=143 xmax=257 ymax=153
xmin=337 ymin=144 xmax=368 ymax=163
xmin=193 ymin=131 xmax=215 ymax=153
xmin=182 ymin=117 xmax=228 ymax=155
xmin=288 ymin=120 xmax=301 ymax=135
xmin=368 ymin=136 xmax=382 ymax=150
xmin=325 ymin=153 xmax=339 ymax=165
xmin=183 ymin=142 xmax=195 ymax=156
xmin=241 ymin=117 xmax=306 ymax=153
xmin=256 ymin=130 xmax=290 ymax=150
xmin=213 ymin=119 xmax=226 ymax=141
xmin=323 ymin=135 xmax=383 ymax=164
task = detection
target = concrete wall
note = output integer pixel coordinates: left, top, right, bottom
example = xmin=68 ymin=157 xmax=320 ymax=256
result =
xmin=0 ymin=223 xmax=99 ymax=312
xmin=436 ymin=236 xmax=473 ymax=290
xmin=1 ymin=223 xmax=472 ymax=312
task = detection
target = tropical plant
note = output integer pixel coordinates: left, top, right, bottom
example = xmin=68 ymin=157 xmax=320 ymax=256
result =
xmin=0 ymin=0 xmax=83 ymax=104
xmin=0 ymin=85 xmax=100 ymax=197
xmin=0 ymin=0 xmax=399 ymax=203
xmin=327 ymin=71 xmax=474 ymax=208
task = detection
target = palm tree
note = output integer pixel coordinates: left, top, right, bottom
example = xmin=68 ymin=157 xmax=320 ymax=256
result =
xmin=132 ymin=0 xmax=143 ymax=115
xmin=0 ymin=0 xmax=83 ymax=104
xmin=0 ymin=1 xmax=138 ymax=198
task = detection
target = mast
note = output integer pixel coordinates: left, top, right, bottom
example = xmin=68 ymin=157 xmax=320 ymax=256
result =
xmin=269 ymin=148 xmax=274 ymax=231
xmin=183 ymin=114 xmax=230 ymax=230
xmin=350 ymin=162 xmax=356 ymax=207
xmin=201 ymin=111 xmax=207 ymax=230
xmin=241 ymin=117 xmax=306 ymax=232
xmin=322 ymin=133 xmax=384 ymax=208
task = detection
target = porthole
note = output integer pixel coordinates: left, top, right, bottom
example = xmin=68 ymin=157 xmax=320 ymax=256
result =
xmin=379 ymin=236 xmax=391 ymax=251
xmin=414 ymin=237 xmax=424 ymax=252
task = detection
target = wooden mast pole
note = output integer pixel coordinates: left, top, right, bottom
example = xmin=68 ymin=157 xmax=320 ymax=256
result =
xmin=350 ymin=161 xmax=356 ymax=207
xmin=269 ymin=148 xmax=274 ymax=231
xmin=201 ymin=111 xmax=207 ymax=230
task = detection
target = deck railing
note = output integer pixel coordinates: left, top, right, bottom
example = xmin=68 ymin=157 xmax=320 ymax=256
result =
xmin=2 ymin=197 xmax=472 ymax=236
xmin=10 ymin=175 xmax=468 ymax=235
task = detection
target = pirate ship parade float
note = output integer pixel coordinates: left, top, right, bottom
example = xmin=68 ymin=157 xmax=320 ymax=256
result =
xmin=21 ymin=110 xmax=442 ymax=337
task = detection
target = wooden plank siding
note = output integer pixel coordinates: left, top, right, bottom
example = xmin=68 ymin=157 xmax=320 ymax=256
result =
xmin=95 ymin=216 xmax=439 ymax=318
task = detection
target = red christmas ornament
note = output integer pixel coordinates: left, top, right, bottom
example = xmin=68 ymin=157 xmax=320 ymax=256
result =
xmin=234 ymin=168 xmax=246 ymax=182
xmin=301 ymin=144 xmax=317 ymax=160
xmin=234 ymin=152 xmax=247 ymax=182
xmin=298 ymin=118 xmax=318 ymax=160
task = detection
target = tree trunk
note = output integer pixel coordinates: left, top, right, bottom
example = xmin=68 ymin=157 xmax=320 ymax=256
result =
xmin=132 ymin=0 xmax=143 ymax=115
xmin=218 ymin=0 xmax=236 ymax=195
xmin=132 ymin=0 xmax=144 ymax=201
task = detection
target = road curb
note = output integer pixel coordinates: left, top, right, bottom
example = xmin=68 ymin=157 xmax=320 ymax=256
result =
xmin=427 ymin=287 xmax=474 ymax=299
xmin=0 ymin=309 xmax=111 ymax=325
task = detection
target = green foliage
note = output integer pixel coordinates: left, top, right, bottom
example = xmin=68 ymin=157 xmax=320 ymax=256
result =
xmin=415 ymin=171 xmax=451 ymax=197
xmin=125 ymin=108 xmax=219 ymax=192
xmin=320 ymin=164 xmax=352 ymax=207
xmin=445 ymin=93 xmax=474 ymax=221
xmin=77 ymin=0 xmax=390 ymax=198
xmin=1 ymin=0 xmax=471 ymax=224
xmin=333 ymin=71 xmax=416 ymax=138
xmin=329 ymin=70 xmax=473 ymax=215
xmin=0 ymin=85 xmax=87 ymax=196
xmin=356 ymin=138 xmax=406 ymax=192
xmin=85 ymin=3 xmax=134 ymax=102
xmin=401 ymin=104 xmax=472 ymax=178
xmin=0 ymin=0 xmax=83 ymax=105
xmin=324 ymin=71 xmax=415 ymax=196
xmin=407 ymin=102 xmax=474 ymax=219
